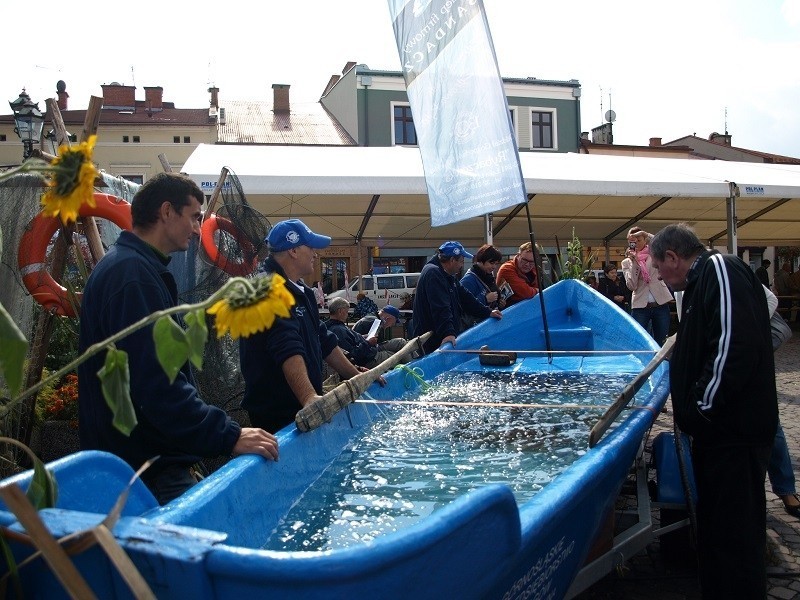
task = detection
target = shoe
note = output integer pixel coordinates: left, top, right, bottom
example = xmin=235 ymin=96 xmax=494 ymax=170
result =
xmin=782 ymin=494 xmax=800 ymax=519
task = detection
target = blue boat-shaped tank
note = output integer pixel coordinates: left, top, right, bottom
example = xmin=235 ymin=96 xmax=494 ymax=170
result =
xmin=0 ymin=280 xmax=671 ymax=598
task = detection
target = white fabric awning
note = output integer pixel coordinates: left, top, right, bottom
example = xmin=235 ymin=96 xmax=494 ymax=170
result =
xmin=182 ymin=144 xmax=800 ymax=248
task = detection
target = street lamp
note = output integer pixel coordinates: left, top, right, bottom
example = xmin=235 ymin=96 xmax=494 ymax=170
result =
xmin=9 ymin=88 xmax=45 ymax=160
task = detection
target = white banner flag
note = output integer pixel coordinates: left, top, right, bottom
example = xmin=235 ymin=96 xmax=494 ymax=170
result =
xmin=387 ymin=0 xmax=527 ymax=226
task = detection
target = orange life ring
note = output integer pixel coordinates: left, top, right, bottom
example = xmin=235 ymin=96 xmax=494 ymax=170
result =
xmin=18 ymin=193 xmax=132 ymax=318
xmin=200 ymin=213 xmax=258 ymax=277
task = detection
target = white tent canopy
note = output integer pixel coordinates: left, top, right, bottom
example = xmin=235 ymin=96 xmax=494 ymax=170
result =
xmin=181 ymin=144 xmax=800 ymax=250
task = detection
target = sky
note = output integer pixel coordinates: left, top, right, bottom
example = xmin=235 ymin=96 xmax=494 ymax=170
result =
xmin=3 ymin=0 xmax=799 ymax=157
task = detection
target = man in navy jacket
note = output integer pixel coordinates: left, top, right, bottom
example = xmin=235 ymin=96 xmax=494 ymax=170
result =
xmin=79 ymin=173 xmax=278 ymax=505
xmin=650 ymin=223 xmax=777 ymax=599
xmin=410 ymin=241 xmax=501 ymax=354
xmin=239 ymin=219 xmax=368 ymax=433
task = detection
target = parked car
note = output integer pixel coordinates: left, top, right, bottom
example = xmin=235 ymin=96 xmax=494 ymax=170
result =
xmin=326 ymin=273 xmax=420 ymax=309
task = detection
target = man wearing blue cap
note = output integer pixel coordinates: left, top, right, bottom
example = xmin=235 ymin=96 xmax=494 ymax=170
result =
xmin=239 ymin=219 xmax=369 ymax=433
xmin=352 ymin=304 xmax=412 ymax=367
xmin=409 ymin=241 xmax=502 ymax=354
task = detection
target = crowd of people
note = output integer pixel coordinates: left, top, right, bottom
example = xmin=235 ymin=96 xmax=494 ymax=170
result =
xmin=75 ymin=181 xmax=796 ymax=600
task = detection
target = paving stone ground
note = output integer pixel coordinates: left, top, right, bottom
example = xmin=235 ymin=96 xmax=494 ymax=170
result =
xmin=574 ymin=327 xmax=800 ymax=600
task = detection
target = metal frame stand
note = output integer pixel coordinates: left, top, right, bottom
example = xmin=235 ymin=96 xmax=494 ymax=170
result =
xmin=565 ymin=439 xmax=691 ymax=598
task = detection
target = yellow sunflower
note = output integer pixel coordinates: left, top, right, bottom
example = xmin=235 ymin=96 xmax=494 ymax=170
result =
xmin=41 ymin=135 xmax=99 ymax=225
xmin=208 ymin=273 xmax=296 ymax=339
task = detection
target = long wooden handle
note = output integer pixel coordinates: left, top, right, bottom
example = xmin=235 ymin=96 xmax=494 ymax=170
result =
xmin=295 ymin=332 xmax=431 ymax=432
xmin=588 ymin=334 xmax=675 ymax=448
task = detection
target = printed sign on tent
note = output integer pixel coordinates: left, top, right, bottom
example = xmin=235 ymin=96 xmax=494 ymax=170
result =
xmin=387 ymin=0 xmax=527 ymax=226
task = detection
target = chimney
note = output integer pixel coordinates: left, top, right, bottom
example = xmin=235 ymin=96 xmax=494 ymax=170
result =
xmin=56 ymin=80 xmax=69 ymax=111
xmin=208 ymin=86 xmax=219 ymax=108
xmin=342 ymin=61 xmax=357 ymax=75
xmin=144 ymin=86 xmax=163 ymax=112
xmin=322 ymin=75 xmax=340 ymax=96
xmin=708 ymin=132 xmax=732 ymax=146
xmin=649 ymin=137 xmax=662 ymax=147
xmin=272 ymin=83 xmax=290 ymax=113
xmin=101 ymin=83 xmax=136 ymax=111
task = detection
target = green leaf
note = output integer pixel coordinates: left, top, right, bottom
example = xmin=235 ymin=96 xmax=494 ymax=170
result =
xmin=153 ymin=316 xmax=189 ymax=384
xmin=26 ymin=456 xmax=58 ymax=510
xmin=0 ymin=302 xmax=29 ymax=398
xmin=183 ymin=309 xmax=208 ymax=371
xmin=98 ymin=347 xmax=137 ymax=436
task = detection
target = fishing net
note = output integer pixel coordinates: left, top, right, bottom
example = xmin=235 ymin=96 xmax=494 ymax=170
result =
xmin=1 ymin=165 xmax=270 ymax=475
xmin=0 ymin=172 xmax=139 ymax=475
xmin=183 ymin=168 xmax=271 ymax=472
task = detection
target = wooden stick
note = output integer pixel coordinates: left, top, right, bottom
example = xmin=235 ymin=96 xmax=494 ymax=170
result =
xmin=295 ymin=332 xmax=430 ymax=432
xmin=78 ymin=96 xmax=105 ymax=263
xmin=158 ymin=153 xmax=173 ymax=173
xmin=204 ymin=167 xmax=229 ymax=216
xmin=588 ymin=334 xmax=675 ymax=448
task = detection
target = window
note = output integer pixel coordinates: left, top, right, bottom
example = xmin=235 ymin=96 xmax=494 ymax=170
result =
xmin=183 ymin=136 xmax=191 ymax=143
xmin=133 ymin=136 xmax=140 ymax=143
xmin=320 ymin=258 xmax=349 ymax=295
xmin=405 ymin=275 xmax=419 ymax=288
xmin=173 ymin=136 xmax=180 ymax=143
xmin=393 ymin=105 xmax=417 ymax=145
xmin=0 ymin=134 xmax=6 ymax=142
xmin=356 ymin=276 xmax=374 ymax=291
xmin=122 ymin=135 xmax=129 ymax=143
xmin=531 ymin=110 xmax=554 ymax=149
xmin=377 ymin=276 xmax=404 ymax=290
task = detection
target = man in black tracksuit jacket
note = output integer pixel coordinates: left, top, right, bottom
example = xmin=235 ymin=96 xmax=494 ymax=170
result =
xmin=650 ymin=224 xmax=777 ymax=599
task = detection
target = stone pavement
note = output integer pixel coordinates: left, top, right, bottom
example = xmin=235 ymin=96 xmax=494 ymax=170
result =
xmin=575 ymin=328 xmax=800 ymax=600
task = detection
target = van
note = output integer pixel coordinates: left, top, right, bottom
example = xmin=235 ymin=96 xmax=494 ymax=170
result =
xmin=327 ymin=273 xmax=420 ymax=309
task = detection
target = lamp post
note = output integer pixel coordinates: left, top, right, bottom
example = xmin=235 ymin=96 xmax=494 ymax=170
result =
xmin=9 ymin=88 xmax=45 ymax=160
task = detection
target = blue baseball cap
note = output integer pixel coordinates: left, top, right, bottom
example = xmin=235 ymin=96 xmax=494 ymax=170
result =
xmin=438 ymin=241 xmax=473 ymax=259
xmin=267 ymin=219 xmax=331 ymax=252
xmin=380 ymin=305 xmax=404 ymax=323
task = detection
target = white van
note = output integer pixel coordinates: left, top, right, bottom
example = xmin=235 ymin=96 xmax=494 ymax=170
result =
xmin=326 ymin=273 xmax=420 ymax=309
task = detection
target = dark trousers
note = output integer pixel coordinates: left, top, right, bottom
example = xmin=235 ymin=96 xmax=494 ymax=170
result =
xmin=142 ymin=464 xmax=200 ymax=505
xmin=692 ymin=442 xmax=771 ymax=599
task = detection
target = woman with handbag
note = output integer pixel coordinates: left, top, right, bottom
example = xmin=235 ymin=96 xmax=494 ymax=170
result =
xmin=622 ymin=226 xmax=673 ymax=344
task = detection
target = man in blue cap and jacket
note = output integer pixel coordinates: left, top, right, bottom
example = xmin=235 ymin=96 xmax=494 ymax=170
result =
xmin=409 ymin=241 xmax=502 ymax=354
xmin=239 ymin=219 xmax=370 ymax=433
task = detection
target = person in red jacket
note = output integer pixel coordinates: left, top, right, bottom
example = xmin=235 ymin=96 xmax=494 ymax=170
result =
xmin=496 ymin=241 xmax=539 ymax=308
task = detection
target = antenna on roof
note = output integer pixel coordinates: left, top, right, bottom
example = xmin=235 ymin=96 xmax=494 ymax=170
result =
xmin=131 ymin=65 xmax=136 ymax=88
xmin=599 ymin=86 xmax=603 ymax=122
xmin=724 ymin=106 xmax=728 ymax=135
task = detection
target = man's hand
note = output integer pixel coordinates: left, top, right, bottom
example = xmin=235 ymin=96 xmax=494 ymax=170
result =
xmin=441 ymin=334 xmax=457 ymax=348
xmin=367 ymin=336 xmax=378 ymax=346
xmin=486 ymin=291 xmax=499 ymax=304
xmin=233 ymin=427 xmax=279 ymax=461
xmin=489 ymin=309 xmax=502 ymax=320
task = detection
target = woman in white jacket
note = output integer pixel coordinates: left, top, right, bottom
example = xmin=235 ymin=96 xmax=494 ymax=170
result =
xmin=621 ymin=226 xmax=673 ymax=345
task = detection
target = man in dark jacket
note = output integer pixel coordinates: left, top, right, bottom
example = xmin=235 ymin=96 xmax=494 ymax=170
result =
xmin=326 ymin=297 xmax=378 ymax=367
xmin=79 ymin=173 xmax=278 ymax=505
xmin=409 ymin=241 xmax=502 ymax=354
xmin=650 ymin=223 xmax=778 ymax=599
xmin=239 ymin=219 xmax=367 ymax=433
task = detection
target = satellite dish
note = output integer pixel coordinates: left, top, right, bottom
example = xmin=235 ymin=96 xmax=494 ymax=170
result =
xmin=605 ymin=110 xmax=616 ymax=123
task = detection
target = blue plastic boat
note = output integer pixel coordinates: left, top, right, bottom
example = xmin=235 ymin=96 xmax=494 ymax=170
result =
xmin=0 ymin=279 xmax=671 ymax=598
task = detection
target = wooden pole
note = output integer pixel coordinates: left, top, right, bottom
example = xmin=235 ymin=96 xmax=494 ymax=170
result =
xmin=204 ymin=167 xmax=229 ymax=216
xmin=158 ymin=153 xmax=173 ymax=173
xmin=19 ymin=97 xmax=104 ymax=451
xmin=77 ymin=96 xmax=105 ymax=263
